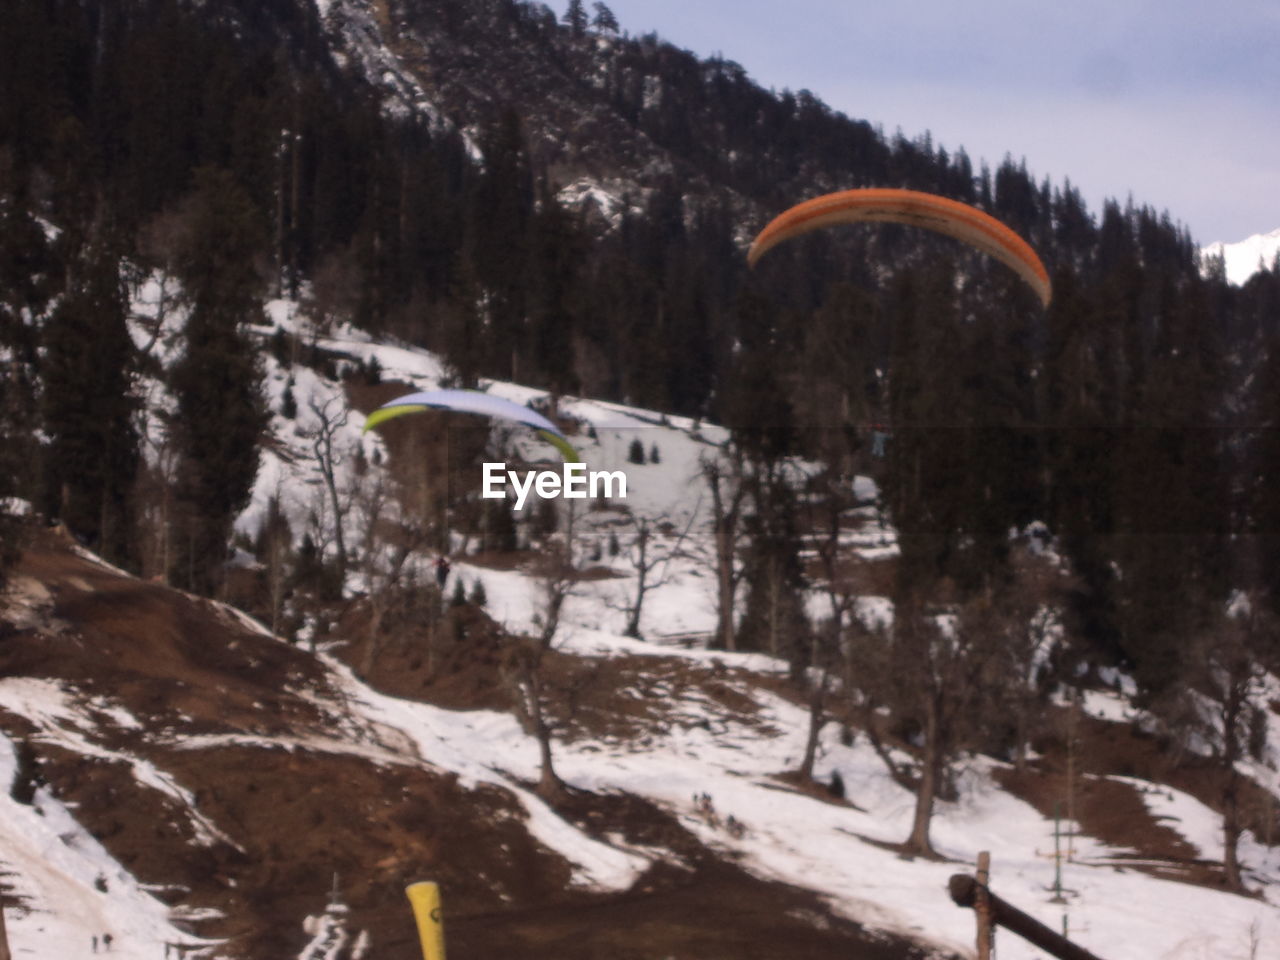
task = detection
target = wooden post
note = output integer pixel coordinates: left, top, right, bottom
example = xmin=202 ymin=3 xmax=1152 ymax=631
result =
xmin=950 ymin=874 xmax=1108 ymax=960
xmin=0 ymin=901 xmax=12 ymax=960
xmin=1066 ymin=692 xmax=1079 ymax=863
xmin=1050 ymin=800 xmax=1067 ymax=903
xmin=975 ymin=851 xmax=993 ymax=960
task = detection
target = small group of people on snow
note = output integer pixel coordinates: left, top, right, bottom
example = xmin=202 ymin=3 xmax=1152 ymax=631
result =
xmin=692 ymin=792 xmax=747 ymax=839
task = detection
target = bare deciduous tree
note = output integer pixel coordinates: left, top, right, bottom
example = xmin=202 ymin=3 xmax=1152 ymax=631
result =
xmin=996 ymin=544 xmax=1067 ymax=773
xmin=797 ymin=472 xmax=856 ymax=783
xmin=303 ymin=395 xmax=351 ymax=587
xmin=134 ymin=410 xmax=180 ymax=582
xmin=505 ymin=545 xmax=576 ymax=801
xmin=258 ymin=487 xmax=292 ymax=637
xmin=856 ymin=587 xmax=1018 ymax=858
xmin=614 ymin=510 xmax=696 ymax=640
xmin=1159 ymin=591 xmax=1277 ymax=891
xmin=702 ymin=450 xmax=748 ymax=651
xmin=350 ymin=466 xmax=430 ymax=677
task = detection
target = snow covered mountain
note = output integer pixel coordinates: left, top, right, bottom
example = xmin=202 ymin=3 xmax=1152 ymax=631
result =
xmin=4 ymin=302 xmax=1280 ymax=959
xmin=4 ymin=4 xmax=1280 ymax=957
xmin=1203 ymin=228 xmax=1280 ymax=285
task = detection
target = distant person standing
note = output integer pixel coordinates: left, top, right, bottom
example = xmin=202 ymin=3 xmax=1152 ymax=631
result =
xmin=435 ymin=555 xmax=451 ymax=590
xmin=870 ymin=422 xmax=890 ymax=459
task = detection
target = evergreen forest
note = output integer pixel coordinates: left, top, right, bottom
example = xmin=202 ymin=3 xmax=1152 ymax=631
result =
xmin=3 ymin=0 xmax=1280 ymax=809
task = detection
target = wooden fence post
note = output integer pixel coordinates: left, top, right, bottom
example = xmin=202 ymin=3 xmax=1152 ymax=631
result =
xmin=975 ymin=851 xmax=993 ymax=960
xmin=950 ymin=873 xmax=1108 ymax=960
xmin=0 ymin=902 xmax=11 ymax=960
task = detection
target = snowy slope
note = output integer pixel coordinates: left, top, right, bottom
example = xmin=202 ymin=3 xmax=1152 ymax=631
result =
xmin=0 ymin=721 xmax=209 ymax=958
xmin=7 ymin=582 xmax=1279 ymax=959
xmin=6 ymin=297 xmax=1280 ymax=959
xmin=234 ymin=307 xmax=1280 ymax=957
xmin=328 ymin=635 xmax=1280 ymax=960
xmin=1202 ymin=228 xmax=1280 ymax=285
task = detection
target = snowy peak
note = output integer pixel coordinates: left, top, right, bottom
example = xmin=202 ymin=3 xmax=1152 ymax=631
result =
xmin=1202 ymin=227 xmax=1280 ymax=285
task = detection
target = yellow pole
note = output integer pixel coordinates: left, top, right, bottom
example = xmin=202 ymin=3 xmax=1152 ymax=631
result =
xmin=405 ymin=881 xmax=447 ymax=960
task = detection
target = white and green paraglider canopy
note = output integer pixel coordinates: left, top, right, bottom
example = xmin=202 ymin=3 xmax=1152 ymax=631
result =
xmin=362 ymin=389 xmax=579 ymax=463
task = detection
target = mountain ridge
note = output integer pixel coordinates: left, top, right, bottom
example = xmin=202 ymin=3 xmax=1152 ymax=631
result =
xmin=1203 ymin=228 xmax=1280 ymax=285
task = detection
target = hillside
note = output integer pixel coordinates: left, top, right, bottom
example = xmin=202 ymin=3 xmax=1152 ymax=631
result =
xmin=4 ymin=314 xmax=1280 ymax=958
xmin=0 ymin=527 xmax=924 ymax=960
xmin=4 ymin=2 xmax=1280 ymax=957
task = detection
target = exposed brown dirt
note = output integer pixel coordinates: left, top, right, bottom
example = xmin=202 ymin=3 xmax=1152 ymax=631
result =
xmin=0 ymin=530 xmax=932 ymax=960
xmin=337 ymin=596 xmax=514 ymax=712
xmin=997 ymin=703 xmax=1280 ymax=892
xmin=9 ymin=527 xmax=1278 ymax=958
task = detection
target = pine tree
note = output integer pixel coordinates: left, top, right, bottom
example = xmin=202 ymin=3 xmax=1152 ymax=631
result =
xmin=563 ymin=0 xmax=588 ymax=37
xmin=719 ymin=288 xmax=796 ymax=466
xmin=0 ymin=163 xmax=53 ymax=585
xmin=1112 ymin=273 xmax=1230 ymax=694
xmin=883 ymin=267 xmax=964 ymax=594
xmin=483 ymin=497 xmax=518 ymax=552
xmin=473 ymin=109 xmax=534 ymax=381
xmin=736 ymin=465 xmax=808 ymax=666
xmin=791 ymin=282 xmax=878 ymax=473
xmin=591 ymin=2 xmax=619 ymax=33
xmin=40 ymin=239 xmax=139 ymax=565
xmin=1252 ymin=326 xmax=1280 ymax=615
xmin=281 ymin=381 xmax=298 ymax=419
xmin=1039 ymin=265 xmax=1125 ymax=663
xmin=167 ymin=167 xmax=270 ymax=595
xmin=527 ymin=178 xmax=583 ymax=396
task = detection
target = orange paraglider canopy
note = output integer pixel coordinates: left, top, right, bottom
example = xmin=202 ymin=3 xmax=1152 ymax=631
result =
xmin=747 ymin=188 xmax=1052 ymax=308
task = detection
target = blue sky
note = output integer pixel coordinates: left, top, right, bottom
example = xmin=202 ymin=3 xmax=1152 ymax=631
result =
xmin=551 ymin=0 xmax=1279 ymax=243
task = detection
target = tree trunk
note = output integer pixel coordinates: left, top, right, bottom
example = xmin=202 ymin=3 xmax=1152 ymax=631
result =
xmin=524 ymin=654 xmax=566 ymax=801
xmin=767 ymin=565 xmax=781 ymax=658
xmin=359 ymin=602 xmax=384 ymax=678
xmin=320 ymin=455 xmax=346 ymax=587
xmin=536 ymin=721 xmax=565 ymax=801
xmin=906 ymin=695 xmax=941 ymax=857
xmin=625 ymin=522 xmax=648 ymax=638
xmin=1221 ymin=669 xmax=1246 ymax=891
xmin=797 ymin=667 xmax=828 ymax=781
xmin=624 ymin=592 xmax=643 ymax=639
xmin=706 ymin=460 xmax=741 ymax=652
xmin=1223 ymin=767 xmax=1242 ymax=890
xmin=1014 ymin=699 xmax=1029 ymax=774
xmin=717 ymin=547 xmax=737 ymax=651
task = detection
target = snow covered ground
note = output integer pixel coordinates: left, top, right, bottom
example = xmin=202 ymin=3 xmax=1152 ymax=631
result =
xmin=6 ymin=623 xmax=1280 ymax=958
xmin=319 ymin=631 xmax=1280 ymax=960
xmin=231 ymin=306 xmax=1280 ymax=957
xmin=4 ymin=297 xmax=1280 ymax=958
xmin=0 ymin=726 xmax=210 ymax=959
